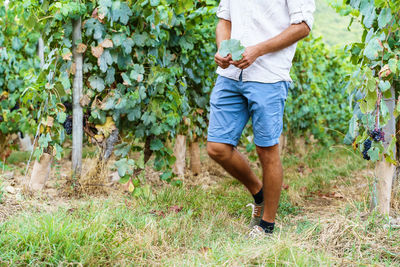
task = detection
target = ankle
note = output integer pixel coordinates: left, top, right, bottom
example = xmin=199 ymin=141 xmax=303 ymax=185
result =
xmin=259 ymin=219 xmax=275 ymax=234
xmin=252 ymin=187 xmax=263 ymax=204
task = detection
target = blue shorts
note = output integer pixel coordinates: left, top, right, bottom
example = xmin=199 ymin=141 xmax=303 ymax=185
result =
xmin=207 ymin=75 xmax=290 ymax=147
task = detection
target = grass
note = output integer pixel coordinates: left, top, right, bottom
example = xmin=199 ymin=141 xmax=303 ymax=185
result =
xmin=314 ymin=0 xmax=363 ymax=47
xmin=0 ymin=145 xmax=399 ymax=266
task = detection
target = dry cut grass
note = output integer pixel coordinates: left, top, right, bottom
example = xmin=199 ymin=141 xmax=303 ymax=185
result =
xmin=0 ymin=145 xmax=399 ymax=266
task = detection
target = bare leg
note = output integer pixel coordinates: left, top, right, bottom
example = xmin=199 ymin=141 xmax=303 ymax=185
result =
xmin=256 ymin=144 xmax=283 ymax=223
xmin=207 ymin=142 xmax=262 ymax=195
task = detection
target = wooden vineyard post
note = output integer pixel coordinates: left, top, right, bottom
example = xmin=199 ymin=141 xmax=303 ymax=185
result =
xmin=173 ymin=135 xmax=187 ymax=178
xmin=29 ymin=152 xmax=52 ymax=191
xmin=71 ymin=16 xmax=83 ymax=177
xmin=373 ymin=87 xmax=396 ymax=214
xmin=190 ymin=140 xmax=201 ymax=176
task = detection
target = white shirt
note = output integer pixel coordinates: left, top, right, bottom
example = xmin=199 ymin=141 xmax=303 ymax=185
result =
xmin=216 ymin=0 xmax=315 ymax=83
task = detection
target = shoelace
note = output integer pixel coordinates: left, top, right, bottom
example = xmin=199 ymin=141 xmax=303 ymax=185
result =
xmin=246 ymin=203 xmax=261 ymax=217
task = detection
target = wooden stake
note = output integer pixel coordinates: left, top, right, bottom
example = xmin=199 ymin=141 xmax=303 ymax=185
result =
xmin=29 ymin=152 xmax=52 ymax=191
xmin=373 ymin=87 xmax=396 ymax=214
xmin=190 ymin=140 xmax=201 ymax=176
xmin=72 ymin=17 xmax=83 ymax=177
xmin=173 ymin=135 xmax=186 ymax=177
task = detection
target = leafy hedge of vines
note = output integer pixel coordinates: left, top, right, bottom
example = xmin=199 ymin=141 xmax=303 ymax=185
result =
xmin=1 ymin=0 xmax=359 ymax=185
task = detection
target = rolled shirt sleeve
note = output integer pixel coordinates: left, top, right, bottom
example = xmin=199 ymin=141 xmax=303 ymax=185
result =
xmin=287 ymin=0 xmax=315 ymax=30
xmin=216 ymin=0 xmax=231 ymax=21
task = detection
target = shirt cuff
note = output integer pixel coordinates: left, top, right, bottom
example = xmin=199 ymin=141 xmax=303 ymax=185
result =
xmin=290 ymin=11 xmax=314 ymax=30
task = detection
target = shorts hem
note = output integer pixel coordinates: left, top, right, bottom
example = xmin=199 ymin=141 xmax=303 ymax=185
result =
xmin=207 ymin=137 xmax=238 ymax=147
xmin=254 ymin=138 xmax=280 ymax=148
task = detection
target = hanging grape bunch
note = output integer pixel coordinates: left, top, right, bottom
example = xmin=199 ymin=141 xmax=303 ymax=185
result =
xmin=369 ymin=128 xmax=385 ymax=142
xmin=63 ymin=115 xmax=73 ymax=135
xmin=362 ymin=139 xmax=372 ymax=160
xmin=362 ymin=128 xmax=385 ymax=161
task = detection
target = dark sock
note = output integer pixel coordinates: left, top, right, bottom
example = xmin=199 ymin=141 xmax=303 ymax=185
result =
xmin=252 ymin=188 xmax=263 ymax=205
xmin=259 ymin=219 xmax=275 ymax=234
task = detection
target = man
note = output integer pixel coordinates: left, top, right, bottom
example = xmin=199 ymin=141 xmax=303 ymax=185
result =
xmin=207 ymin=0 xmax=315 ymax=236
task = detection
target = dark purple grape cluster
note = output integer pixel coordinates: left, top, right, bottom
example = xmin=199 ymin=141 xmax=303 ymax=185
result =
xmin=10 ymin=103 xmax=20 ymax=112
xmin=63 ymin=101 xmax=72 ymax=111
xmin=369 ymin=128 xmax=385 ymax=142
xmin=0 ymin=115 xmax=3 ymax=122
xmin=362 ymin=139 xmax=372 ymax=160
xmin=63 ymin=115 xmax=73 ymax=135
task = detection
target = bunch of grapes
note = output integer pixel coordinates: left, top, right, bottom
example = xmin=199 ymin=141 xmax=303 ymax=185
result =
xmin=63 ymin=101 xmax=72 ymax=111
xmin=362 ymin=139 xmax=372 ymax=160
xmin=10 ymin=103 xmax=20 ymax=112
xmin=369 ymin=128 xmax=385 ymax=142
xmin=63 ymin=115 xmax=73 ymax=135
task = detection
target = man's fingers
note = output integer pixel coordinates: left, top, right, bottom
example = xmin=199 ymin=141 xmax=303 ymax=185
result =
xmin=216 ymin=53 xmax=232 ymax=63
xmin=215 ymin=58 xmax=230 ymax=69
xmin=237 ymin=59 xmax=250 ymax=69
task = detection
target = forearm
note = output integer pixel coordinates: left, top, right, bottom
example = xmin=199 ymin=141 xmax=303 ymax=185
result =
xmin=216 ymin=19 xmax=232 ymax=49
xmin=254 ymin=22 xmax=310 ymax=57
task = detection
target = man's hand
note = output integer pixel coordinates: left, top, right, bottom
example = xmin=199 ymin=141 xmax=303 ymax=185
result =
xmin=215 ymin=52 xmax=232 ymax=69
xmin=231 ymin=45 xmax=261 ymax=70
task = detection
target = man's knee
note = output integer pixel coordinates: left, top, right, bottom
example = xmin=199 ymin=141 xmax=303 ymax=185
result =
xmin=207 ymin=142 xmax=233 ymax=162
xmin=256 ymin=144 xmax=280 ymax=164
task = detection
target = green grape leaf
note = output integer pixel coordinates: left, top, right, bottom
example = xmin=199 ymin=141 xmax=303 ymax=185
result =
xmin=99 ymin=50 xmax=113 ymax=73
xmin=160 ymin=171 xmax=173 ymax=181
xmin=150 ymin=0 xmax=160 ymax=6
xmin=111 ymin=2 xmax=132 ymax=25
xmin=12 ymin=37 xmax=23 ymax=51
xmin=219 ymin=39 xmax=245 ymax=61
xmin=388 ymin=58 xmax=398 ymax=73
xmin=38 ymin=133 xmax=52 ymax=148
xmin=378 ymin=80 xmax=391 ymax=92
xmin=115 ymin=158 xmax=135 ymax=177
xmin=88 ymin=76 xmax=105 ymax=92
xmin=368 ymin=146 xmax=380 ymax=162
xmin=362 ymin=4 xmax=376 ymax=29
xmin=130 ymin=64 xmax=145 ymax=82
xmin=150 ymin=139 xmax=163 ymax=151
xmin=133 ymin=33 xmax=148 ymax=47
xmin=57 ymin=111 xmax=67 ymax=124
xmin=348 ymin=116 xmax=358 ymax=139
xmin=85 ymin=18 xmax=105 ymax=40
xmin=105 ymin=67 xmax=115 ymax=85
xmin=364 ymin=38 xmax=383 ymax=60
xmin=377 ymin=8 xmax=392 ymax=29
xmin=122 ymin=38 xmax=134 ymax=54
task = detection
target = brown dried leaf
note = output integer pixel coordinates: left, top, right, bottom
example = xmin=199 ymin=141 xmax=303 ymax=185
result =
xmin=100 ymin=39 xmax=113 ymax=48
xmin=63 ymin=52 xmax=72 ymax=61
xmin=69 ymin=63 xmax=76 ymax=75
xmin=91 ymin=7 xmax=98 ymax=18
xmin=91 ymin=46 xmax=104 ymax=58
xmin=76 ymin=43 xmax=87 ymax=54
xmin=150 ymin=209 xmax=166 ymax=218
xmin=379 ymin=64 xmax=391 ymax=78
xmin=46 ymin=116 xmax=54 ymax=127
xmin=169 ymin=205 xmax=183 ymax=213
xmin=98 ymin=12 xmax=105 ymax=21
xmin=93 ymin=134 xmax=104 ymax=143
xmin=80 ymin=94 xmax=91 ymax=107
xmin=196 ymin=109 xmax=204 ymax=115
